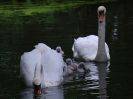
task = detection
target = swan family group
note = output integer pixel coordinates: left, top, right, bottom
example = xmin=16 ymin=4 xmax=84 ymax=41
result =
xmin=20 ymin=6 xmax=110 ymax=96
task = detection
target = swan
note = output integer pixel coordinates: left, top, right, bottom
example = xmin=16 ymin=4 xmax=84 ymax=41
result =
xmin=72 ymin=6 xmax=110 ymax=62
xmin=20 ymin=43 xmax=64 ymax=89
xmin=20 ymin=43 xmax=46 ymax=96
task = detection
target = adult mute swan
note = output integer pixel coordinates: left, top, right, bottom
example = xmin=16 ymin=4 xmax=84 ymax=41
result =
xmin=72 ymin=6 xmax=110 ymax=62
xmin=20 ymin=43 xmax=64 ymax=93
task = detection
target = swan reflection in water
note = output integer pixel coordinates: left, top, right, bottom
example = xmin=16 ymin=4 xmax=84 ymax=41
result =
xmin=83 ymin=62 xmax=110 ymax=99
xmin=97 ymin=62 xmax=110 ymax=99
xmin=20 ymin=86 xmax=64 ymax=99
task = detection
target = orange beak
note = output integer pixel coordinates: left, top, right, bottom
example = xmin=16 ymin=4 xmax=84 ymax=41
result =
xmin=98 ymin=14 xmax=104 ymax=23
xmin=34 ymin=84 xmax=42 ymax=97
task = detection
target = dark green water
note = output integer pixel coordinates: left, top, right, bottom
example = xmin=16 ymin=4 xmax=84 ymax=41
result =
xmin=0 ymin=1 xmax=133 ymax=99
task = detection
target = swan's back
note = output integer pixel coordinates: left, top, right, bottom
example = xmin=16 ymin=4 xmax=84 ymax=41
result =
xmin=73 ymin=35 xmax=98 ymax=61
xmin=72 ymin=35 xmax=110 ymax=61
xmin=20 ymin=43 xmax=64 ymax=88
xmin=41 ymin=49 xmax=64 ymax=87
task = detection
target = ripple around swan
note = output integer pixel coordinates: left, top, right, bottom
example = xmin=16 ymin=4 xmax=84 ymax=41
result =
xmin=20 ymin=86 xmax=64 ymax=99
xmin=63 ymin=62 xmax=110 ymax=98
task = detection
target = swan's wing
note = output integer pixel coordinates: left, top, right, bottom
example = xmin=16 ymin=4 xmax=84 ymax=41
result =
xmin=73 ymin=35 xmax=98 ymax=61
xmin=41 ymin=49 xmax=64 ymax=87
xmin=20 ymin=50 xmax=41 ymax=87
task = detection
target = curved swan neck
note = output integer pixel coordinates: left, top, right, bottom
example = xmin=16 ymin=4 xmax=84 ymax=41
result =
xmin=34 ymin=62 xmax=42 ymax=85
xmin=95 ymin=16 xmax=108 ymax=62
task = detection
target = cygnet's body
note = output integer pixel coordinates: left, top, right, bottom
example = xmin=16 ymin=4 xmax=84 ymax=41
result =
xmin=63 ymin=58 xmax=78 ymax=76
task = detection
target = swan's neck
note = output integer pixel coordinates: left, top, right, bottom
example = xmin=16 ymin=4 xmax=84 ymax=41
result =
xmin=34 ymin=61 xmax=42 ymax=84
xmin=95 ymin=17 xmax=108 ymax=62
xmin=33 ymin=52 xmax=42 ymax=96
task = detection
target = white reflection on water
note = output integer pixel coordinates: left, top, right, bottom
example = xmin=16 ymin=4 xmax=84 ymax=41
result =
xmin=97 ymin=62 xmax=110 ymax=99
xmin=20 ymin=86 xmax=64 ymax=99
xmin=82 ymin=62 xmax=110 ymax=99
xmin=112 ymin=15 xmax=119 ymax=40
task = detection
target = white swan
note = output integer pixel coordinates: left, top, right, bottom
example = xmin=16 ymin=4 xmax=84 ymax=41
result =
xmin=72 ymin=6 xmax=110 ymax=62
xmin=20 ymin=43 xmax=64 ymax=89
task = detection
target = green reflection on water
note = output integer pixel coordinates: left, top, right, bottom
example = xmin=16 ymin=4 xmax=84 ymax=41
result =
xmin=0 ymin=0 xmax=114 ymax=16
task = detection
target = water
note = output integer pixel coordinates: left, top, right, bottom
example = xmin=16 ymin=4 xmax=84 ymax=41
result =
xmin=0 ymin=1 xmax=133 ymax=99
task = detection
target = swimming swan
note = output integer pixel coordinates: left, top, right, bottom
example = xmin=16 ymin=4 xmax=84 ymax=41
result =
xmin=20 ymin=43 xmax=64 ymax=89
xmin=72 ymin=6 xmax=110 ymax=62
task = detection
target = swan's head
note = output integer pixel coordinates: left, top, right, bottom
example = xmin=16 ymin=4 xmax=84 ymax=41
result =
xmin=33 ymin=79 xmax=42 ymax=96
xmin=66 ymin=58 xmax=72 ymax=65
xmin=97 ymin=6 xmax=106 ymax=23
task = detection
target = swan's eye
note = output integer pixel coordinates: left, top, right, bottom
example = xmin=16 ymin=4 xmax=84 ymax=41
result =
xmin=99 ymin=10 xmax=104 ymax=15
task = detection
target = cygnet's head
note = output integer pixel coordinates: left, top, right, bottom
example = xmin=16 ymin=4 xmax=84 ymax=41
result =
xmin=33 ymin=79 xmax=42 ymax=96
xmin=56 ymin=46 xmax=64 ymax=55
xmin=66 ymin=58 xmax=72 ymax=65
xmin=78 ymin=62 xmax=86 ymax=71
xmin=56 ymin=46 xmax=62 ymax=53
xmin=97 ymin=6 xmax=106 ymax=23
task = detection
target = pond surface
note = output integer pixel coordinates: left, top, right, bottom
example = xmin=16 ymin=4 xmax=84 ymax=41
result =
xmin=0 ymin=1 xmax=133 ymax=99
